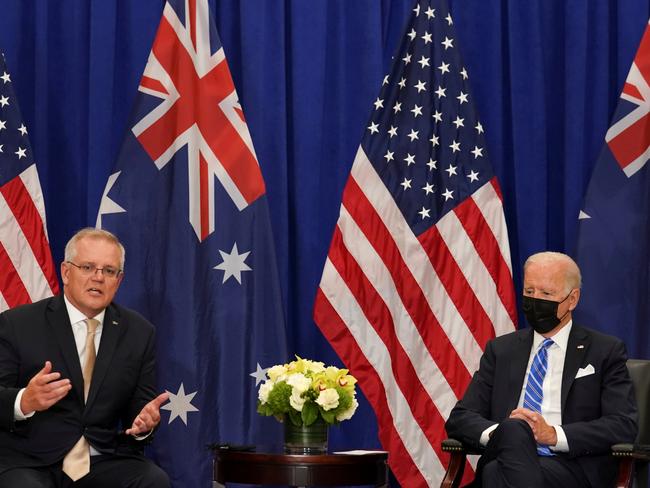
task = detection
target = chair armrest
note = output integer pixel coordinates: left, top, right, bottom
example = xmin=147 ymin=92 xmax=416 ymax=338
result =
xmin=440 ymin=439 xmax=484 ymax=488
xmin=612 ymin=443 xmax=650 ymax=461
xmin=441 ymin=438 xmax=483 ymax=456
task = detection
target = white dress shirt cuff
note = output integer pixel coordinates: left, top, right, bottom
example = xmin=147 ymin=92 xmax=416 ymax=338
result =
xmin=13 ymin=388 xmax=35 ymax=421
xmin=479 ymin=423 xmax=499 ymax=446
xmin=134 ymin=429 xmax=153 ymax=441
xmin=550 ymin=425 xmax=569 ymax=452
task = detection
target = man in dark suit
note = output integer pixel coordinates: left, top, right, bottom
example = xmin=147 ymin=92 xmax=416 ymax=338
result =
xmin=0 ymin=228 xmax=170 ymax=487
xmin=445 ymin=251 xmax=637 ymax=488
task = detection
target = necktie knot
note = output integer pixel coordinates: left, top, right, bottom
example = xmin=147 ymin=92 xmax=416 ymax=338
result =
xmin=540 ymin=337 xmax=554 ymax=350
xmin=85 ymin=318 xmax=99 ymax=336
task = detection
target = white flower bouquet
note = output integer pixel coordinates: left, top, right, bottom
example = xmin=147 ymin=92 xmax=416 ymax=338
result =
xmin=257 ymin=357 xmax=359 ymax=426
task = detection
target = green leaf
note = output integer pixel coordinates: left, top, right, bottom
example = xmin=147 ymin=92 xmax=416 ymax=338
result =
xmin=257 ymin=401 xmax=273 ymax=416
xmin=301 ymin=402 xmax=319 ymax=426
xmin=321 ymin=409 xmax=336 ymax=424
xmin=288 ymin=409 xmax=302 ymax=426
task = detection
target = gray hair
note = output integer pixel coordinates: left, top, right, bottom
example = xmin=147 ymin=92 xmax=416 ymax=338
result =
xmin=64 ymin=227 xmax=125 ymax=270
xmin=524 ymin=251 xmax=581 ymax=293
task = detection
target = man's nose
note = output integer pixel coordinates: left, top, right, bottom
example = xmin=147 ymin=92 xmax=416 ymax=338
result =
xmin=91 ymin=268 xmax=106 ymax=280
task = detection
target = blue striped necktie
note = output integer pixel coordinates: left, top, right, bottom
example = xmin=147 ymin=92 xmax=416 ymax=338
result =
xmin=523 ymin=337 xmax=554 ymax=456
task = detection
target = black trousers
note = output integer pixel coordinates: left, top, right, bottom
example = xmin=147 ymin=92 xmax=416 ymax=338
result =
xmin=473 ymin=418 xmax=590 ymax=488
xmin=0 ymin=455 xmax=169 ymax=488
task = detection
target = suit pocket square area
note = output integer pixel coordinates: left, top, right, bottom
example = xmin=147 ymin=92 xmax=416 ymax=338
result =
xmin=575 ymin=364 xmax=595 ymax=379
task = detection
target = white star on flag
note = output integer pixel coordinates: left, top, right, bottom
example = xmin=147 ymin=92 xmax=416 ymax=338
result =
xmin=467 ymin=170 xmax=480 ymax=182
xmin=250 ymin=363 xmax=269 ymax=386
xmin=161 ymin=383 xmax=199 ymax=425
xmin=96 ymin=171 xmax=126 ymax=229
xmin=214 ymin=242 xmax=252 ymax=284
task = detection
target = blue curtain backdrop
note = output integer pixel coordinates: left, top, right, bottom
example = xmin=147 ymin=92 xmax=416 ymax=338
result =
xmin=1 ymin=0 xmax=649 ymax=461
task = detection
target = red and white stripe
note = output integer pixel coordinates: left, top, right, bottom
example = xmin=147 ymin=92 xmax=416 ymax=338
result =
xmin=0 ymin=164 xmax=59 ymax=312
xmin=314 ymin=147 xmax=516 ymax=487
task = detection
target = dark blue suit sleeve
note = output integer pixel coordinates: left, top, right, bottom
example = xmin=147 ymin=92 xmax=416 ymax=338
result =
xmin=0 ymin=312 xmax=20 ymax=431
xmin=445 ymin=339 xmax=499 ymax=449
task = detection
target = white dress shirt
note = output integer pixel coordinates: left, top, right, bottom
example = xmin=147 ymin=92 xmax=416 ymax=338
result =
xmin=479 ymin=321 xmax=573 ymax=452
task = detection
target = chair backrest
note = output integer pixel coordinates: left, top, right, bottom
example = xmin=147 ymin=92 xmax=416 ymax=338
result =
xmin=627 ymin=359 xmax=650 ymax=445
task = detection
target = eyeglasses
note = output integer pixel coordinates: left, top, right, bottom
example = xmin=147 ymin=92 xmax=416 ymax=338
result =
xmin=66 ymin=261 xmax=122 ymax=279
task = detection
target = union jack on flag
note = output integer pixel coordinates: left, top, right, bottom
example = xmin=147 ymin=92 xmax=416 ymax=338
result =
xmin=123 ymin=0 xmax=265 ymax=242
xmin=605 ymin=19 xmax=650 ymax=178
xmin=313 ymin=0 xmax=516 ymax=485
xmin=576 ymin=18 xmax=650 ymax=359
xmin=98 ymin=1 xmax=287 ymax=486
xmin=0 ymin=52 xmax=59 ymax=312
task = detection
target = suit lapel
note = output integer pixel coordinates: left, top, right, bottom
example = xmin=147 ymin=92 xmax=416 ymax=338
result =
xmin=561 ymin=325 xmax=589 ymax=411
xmin=507 ymin=329 xmax=534 ymax=413
xmin=47 ymin=296 xmax=85 ymax=403
xmin=86 ymin=304 xmax=124 ymax=409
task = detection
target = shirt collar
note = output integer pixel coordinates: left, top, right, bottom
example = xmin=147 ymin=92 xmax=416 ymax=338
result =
xmin=532 ymin=320 xmax=572 ymax=352
xmin=63 ymin=294 xmax=105 ymax=326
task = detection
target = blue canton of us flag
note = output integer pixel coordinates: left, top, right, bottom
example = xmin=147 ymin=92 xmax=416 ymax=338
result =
xmin=575 ymin=19 xmax=650 ymax=358
xmin=363 ymin=2 xmax=495 ymax=234
xmin=96 ymin=1 xmax=287 ymax=486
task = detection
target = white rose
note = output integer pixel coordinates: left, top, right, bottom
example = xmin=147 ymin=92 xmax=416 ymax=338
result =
xmin=289 ymin=390 xmax=306 ymax=411
xmin=315 ymin=388 xmax=339 ymax=411
xmin=305 ymin=360 xmax=326 ymax=373
xmin=267 ymin=365 xmax=288 ymax=382
xmin=336 ymin=396 xmax=358 ymax=421
xmin=258 ymin=381 xmax=274 ymax=403
xmin=286 ymin=373 xmax=311 ymax=394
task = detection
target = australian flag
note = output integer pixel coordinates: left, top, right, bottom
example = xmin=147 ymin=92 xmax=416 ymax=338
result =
xmin=96 ymin=1 xmax=287 ymax=486
xmin=575 ymin=19 xmax=650 ymax=358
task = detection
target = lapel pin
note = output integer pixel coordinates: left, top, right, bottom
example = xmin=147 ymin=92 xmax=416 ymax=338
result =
xmin=112 ymin=320 xmax=118 ymax=325
xmin=577 ymin=345 xmax=584 ymax=349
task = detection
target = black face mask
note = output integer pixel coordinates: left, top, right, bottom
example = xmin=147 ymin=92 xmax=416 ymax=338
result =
xmin=521 ymin=293 xmax=572 ymax=334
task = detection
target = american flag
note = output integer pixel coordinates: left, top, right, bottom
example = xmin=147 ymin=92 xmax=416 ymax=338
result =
xmin=313 ymin=1 xmax=516 ymax=486
xmin=0 ymin=52 xmax=59 ymax=312
xmin=576 ymin=19 xmax=650 ymax=358
xmin=97 ymin=1 xmax=287 ymax=486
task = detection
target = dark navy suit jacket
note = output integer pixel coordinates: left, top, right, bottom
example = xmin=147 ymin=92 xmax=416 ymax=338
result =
xmin=445 ymin=324 xmax=638 ymax=488
xmin=0 ymin=295 xmax=158 ymax=472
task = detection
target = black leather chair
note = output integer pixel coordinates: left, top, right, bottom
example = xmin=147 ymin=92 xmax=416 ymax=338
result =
xmin=440 ymin=359 xmax=650 ymax=488
xmin=612 ymin=359 xmax=650 ymax=487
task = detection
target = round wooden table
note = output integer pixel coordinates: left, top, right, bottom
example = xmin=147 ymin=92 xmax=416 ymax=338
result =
xmin=213 ymin=450 xmax=388 ymax=487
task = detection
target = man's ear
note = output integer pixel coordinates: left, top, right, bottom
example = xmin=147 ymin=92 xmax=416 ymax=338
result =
xmin=61 ymin=261 xmax=70 ymax=286
xmin=568 ymin=288 xmax=581 ymax=311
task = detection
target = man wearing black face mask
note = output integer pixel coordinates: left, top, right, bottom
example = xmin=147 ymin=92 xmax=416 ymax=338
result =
xmin=445 ymin=251 xmax=637 ymax=488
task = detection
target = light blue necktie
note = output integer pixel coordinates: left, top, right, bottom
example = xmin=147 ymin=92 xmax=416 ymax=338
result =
xmin=523 ymin=338 xmax=554 ymax=456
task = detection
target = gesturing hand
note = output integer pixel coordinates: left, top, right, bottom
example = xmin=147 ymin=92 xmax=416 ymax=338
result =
xmin=125 ymin=392 xmax=170 ymax=436
xmin=20 ymin=361 xmax=72 ymax=414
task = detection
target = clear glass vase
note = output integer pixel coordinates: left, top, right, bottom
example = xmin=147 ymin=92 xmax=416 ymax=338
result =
xmin=283 ymin=417 xmax=329 ymax=455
